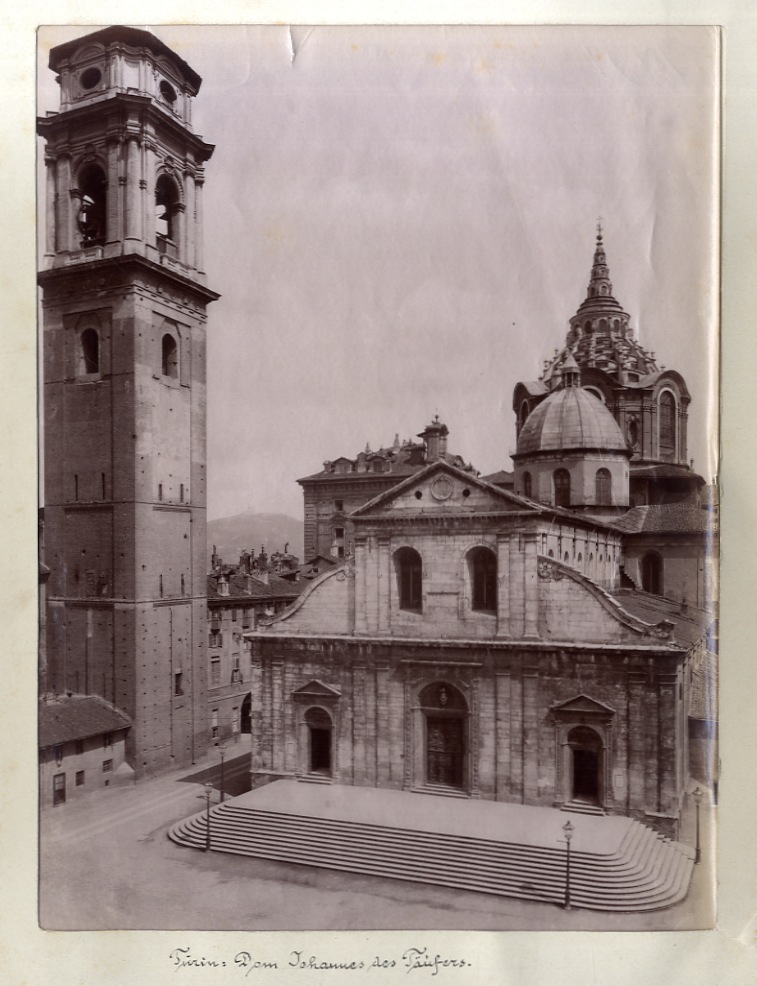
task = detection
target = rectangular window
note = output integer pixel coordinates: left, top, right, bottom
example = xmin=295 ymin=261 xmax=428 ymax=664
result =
xmin=231 ymin=608 xmax=237 ymax=622
xmin=76 ymin=770 xmax=85 ymax=787
xmin=337 ymin=546 xmax=345 ymax=558
xmin=335 ymin=527 xmax=344 ymax=539
xmin=210 ymin=660 xmax=221 ymax=687
xmin=75 ymin=740 xmax=84 ymax=755
xmin=53 ymin=773 xmax=66 ymax=806
xmin=102 ymin=759 xmax=113 ymax=773
xmin=209 ymin=629 xmax=222 ymax=647
xmin=335 ymin=499 xmax=344 ymax=511
xmin=180 ymin=483 xmax=184 ymax=503
xmin=54 ymin=745 xmax=64 ymax=766
xmin=103 ymin=733 xmax=113 ymax=749
xmin=211 ymin=709 xmax=219 ymax=740
xmin=174 ymin=672 xmax=183 ymax=696
xmin=158 ymin=483 xmax=163 ymax=501
xmin=231 ymin=707 xmax=240 ymax=733
xmin=242 ymin=608 xmax=251 ymax=629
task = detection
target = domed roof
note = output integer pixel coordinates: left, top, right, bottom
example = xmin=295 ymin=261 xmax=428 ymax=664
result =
xmin=516 ymin=385 xmax=629 ymax=456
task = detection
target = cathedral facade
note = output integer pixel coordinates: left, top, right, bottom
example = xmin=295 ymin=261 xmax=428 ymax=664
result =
xmin=248 ymin=232 xmax=715 ymax=839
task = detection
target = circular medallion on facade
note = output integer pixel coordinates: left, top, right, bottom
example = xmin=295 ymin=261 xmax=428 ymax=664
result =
xmin=430 ymin=475 xmax=454 ymax=501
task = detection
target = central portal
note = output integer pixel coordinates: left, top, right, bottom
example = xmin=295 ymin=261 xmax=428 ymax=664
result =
xmin=419 ymin=682 xmax=468 ymax=791
xmin=426 ymin=717 xmax=464 ymax=787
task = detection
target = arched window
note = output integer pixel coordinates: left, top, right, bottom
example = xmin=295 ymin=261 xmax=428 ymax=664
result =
xmin=659 ymin=391 xmax=676 ymax=457
xmin=77 ymin=164 xmax=107 ymax=244
xmin=394 ymin=547 xmax=422 ymax=612
xmin=155 ymin=173 xmax=180 ymax=242
xmin=595 ymin=468 xmax=612 ymax=505
xmin=79 ymin=328 xmax=99 ymax=375
xmin=641 ymin=552 xmax=663 ymax=595
xmin=554 ymin=469 xmax=571 ymax=507
xmin=162 ymin=334 xmax=178 ymax=378
xmin=522 ymin=471 xmax=532 ymax=498
xmin=467 ymin=547 xmax=497 ymax=612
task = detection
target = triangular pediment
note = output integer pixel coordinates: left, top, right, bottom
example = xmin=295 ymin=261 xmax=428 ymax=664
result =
xmin=551 ymin=694 xmax=616 ymax=717
xmin=352 ymin=460 xmax=541 ymax=518
xmin=291 ymin=679 xmax=341 ymax=703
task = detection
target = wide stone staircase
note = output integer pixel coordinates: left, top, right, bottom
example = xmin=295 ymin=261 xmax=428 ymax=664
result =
xmin=168 ymin=789 xmax=693 ymax=912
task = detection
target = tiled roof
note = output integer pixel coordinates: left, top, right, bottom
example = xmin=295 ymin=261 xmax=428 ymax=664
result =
xmin=629 ymin=463 xmax=704 ymax=484
xmin=39 ymin=695 xmax=131 ymax=749
xmin=613 ymin=589 xmax=714 ymax=650
xmin=481 ymin=470 xmax=514 ymax=487
xmin=207 ymin=573 xmax=304 ymax=602
xmin=612 ymin=503 xmax=716 ymax=535
xmin=298 ymin=441 xmax=474 ymax=484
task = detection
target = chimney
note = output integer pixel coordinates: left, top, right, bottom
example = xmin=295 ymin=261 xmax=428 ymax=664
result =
xmin=418 ymin=415 xmax=449 ymax=462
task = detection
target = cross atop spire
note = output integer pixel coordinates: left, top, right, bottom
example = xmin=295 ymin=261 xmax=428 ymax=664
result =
xmin=596 ymin=216 xmax=603 ymax=239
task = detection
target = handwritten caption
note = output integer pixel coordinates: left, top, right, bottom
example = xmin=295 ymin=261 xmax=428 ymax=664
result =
xmin=169 ymin=946 xmax=473 ymax=977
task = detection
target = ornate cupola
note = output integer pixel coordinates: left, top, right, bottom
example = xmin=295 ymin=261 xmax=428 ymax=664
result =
xmin=513 ymin=226 xmax=694 ymax=494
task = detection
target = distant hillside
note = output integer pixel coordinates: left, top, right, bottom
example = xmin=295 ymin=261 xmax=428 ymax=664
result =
xmin=207 ymin=512 xmax=304 ymax=568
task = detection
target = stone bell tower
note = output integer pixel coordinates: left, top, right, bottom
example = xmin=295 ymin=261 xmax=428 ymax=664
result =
xmin=38 ymin=27 xmax=219 ymax=776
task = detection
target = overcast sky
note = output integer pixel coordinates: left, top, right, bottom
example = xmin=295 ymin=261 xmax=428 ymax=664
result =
xmin=38 ymin=25 xmax=719 ymax=521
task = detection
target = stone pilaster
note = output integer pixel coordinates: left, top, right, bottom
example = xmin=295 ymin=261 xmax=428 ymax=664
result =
xmin=354 ymin=537 xmax=368 ymax=634
xmin=509 ymin=667 xmax=524 ymax=802
xmin=124 ymin=137 xmax=141 ymax=242
xmin=496 ymin=535 xmax=511 ymax=637
xmin=377 ymin=536 xmax=390 ymax=633
xmin=495 ymin=670 xmax=511 ymax=801
xmin=375 ymin=665 xmax=391 ymax=786
xmin=352 ymin=664 xmax=367 ymax=785
xmin=627 ymin=670 xmax=646 ymax=812
xmin=523 ymin=534 xmax=539 ymax=638
xmin=522 ymin=668 xmax=539 ymax=800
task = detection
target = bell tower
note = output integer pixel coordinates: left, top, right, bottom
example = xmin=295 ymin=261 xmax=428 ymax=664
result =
xmin=38 ymin=27 xmax=219 ymax=776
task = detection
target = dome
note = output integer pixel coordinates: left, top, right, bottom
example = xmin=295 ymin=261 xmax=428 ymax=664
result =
xmin=516 ymin=386 xmax=629 ymax=456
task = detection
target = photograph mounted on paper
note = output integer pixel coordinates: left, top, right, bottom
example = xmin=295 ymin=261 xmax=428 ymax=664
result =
xmin=37 ymin=24 xmax=719 ymax=931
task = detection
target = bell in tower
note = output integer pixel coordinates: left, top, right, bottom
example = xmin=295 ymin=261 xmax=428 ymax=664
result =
xmin=38 ymin=27 xmax=220 ymax=778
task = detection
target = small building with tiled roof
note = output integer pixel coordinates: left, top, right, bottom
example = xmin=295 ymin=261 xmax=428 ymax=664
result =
xmin=297 ymin=416 xmax=477 ymax=562
xmin=39 ymin=694 xmax=132 ymax=808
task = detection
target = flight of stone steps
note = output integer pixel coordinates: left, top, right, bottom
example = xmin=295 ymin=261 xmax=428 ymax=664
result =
xmin=168 ymin=801 xmax=694 ymax=912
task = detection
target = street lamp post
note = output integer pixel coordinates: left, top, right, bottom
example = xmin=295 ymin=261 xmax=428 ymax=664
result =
xmin=203 ymin=781 xmax=213 ymax=852
xmin=693 ymin=787 xmax=702 ymax=864
xmin=562 ymin=820 xmax=574 ymax=910
xmin=219 ymin=741 xmax=227 ymax=803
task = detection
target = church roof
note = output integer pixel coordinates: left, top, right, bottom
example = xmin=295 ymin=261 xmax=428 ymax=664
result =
xmin=613 ymin=590 xmax=714 ymax=650
xmin=515 ymin=384 xmax=629 ymax=456
xmin=612 ymin=503 xmax=716 ymax=535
